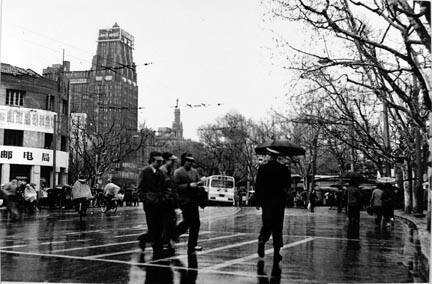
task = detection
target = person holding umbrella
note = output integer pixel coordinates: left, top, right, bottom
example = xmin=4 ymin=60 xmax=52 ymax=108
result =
xmin=255 ymin=148 xmax=291 ymax=262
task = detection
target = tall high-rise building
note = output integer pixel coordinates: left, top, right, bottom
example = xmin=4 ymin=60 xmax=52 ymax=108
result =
xmin=67 ymin=23 xmax=138 ymax=133
xmin=53 ymin=23 xmax=139 ymax=185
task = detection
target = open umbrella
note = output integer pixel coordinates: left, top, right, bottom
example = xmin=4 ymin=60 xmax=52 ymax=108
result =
xmin=255 ymin=140 xmax=306 ymax=156
xmin=340 ymin=172 xmax=366 ymax=183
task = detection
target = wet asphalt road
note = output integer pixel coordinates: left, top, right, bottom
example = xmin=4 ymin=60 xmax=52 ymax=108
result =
xmin=0 ymin=205 xmax=427 ymax=283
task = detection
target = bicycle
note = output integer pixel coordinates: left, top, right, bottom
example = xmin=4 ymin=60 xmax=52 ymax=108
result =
xmin=74 ymin=197 xmax=89 ymax=222
xmin=100 ymin=195 xmax=118 ymax=214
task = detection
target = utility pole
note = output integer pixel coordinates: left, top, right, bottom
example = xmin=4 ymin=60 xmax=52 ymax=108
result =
xmin=52 ymin=114 xmax=57 ymax=188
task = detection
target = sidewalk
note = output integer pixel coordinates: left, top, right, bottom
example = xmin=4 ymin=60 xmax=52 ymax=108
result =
xmin=394 ymin=209 xmax=430 ymax=281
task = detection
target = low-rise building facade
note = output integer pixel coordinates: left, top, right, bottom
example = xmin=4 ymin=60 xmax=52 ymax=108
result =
xmin=0 ymin=63 xmax=69 ymax=189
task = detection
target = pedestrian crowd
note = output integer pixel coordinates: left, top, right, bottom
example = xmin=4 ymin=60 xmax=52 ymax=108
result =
xmin=137 ymin=151 xmax=207 ymax=258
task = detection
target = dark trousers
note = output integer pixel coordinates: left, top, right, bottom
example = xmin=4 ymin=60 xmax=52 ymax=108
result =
xmin=373 ymin=206 xmax=383 ymax=226
xmin=258 ymin=203 xmax=285 ymax=248
xmin=174 ymin=204 xmax=200 ymax=250
xmin=347 ymin=205 xmax=360 ymax=224
xmin=162 ymin=207 xmax=177 ymax=246
xmin=144 ymin=203 xmax=164 ymax=252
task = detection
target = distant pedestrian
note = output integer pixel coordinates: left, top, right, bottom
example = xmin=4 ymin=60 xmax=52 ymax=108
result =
xmin=103 ymin=179 xmax=120 ymax=211
xmin=255 ymin=148 xmax=291 ymax=262
xmin=308 ymin=189 xmax=317 ymax=212
xmin=336 ymin=186 xmax=344 ymax=213
xmin=370 ymin=185 xmax=384 ymax=227
xmin=381 ymin=183 xmax=395 ymax=228
xmin=71 ymin=175 xmax=92 ymax=215
xmin=137 ymin=151 xmax=166 ymax=256
xmin=344 ymin=176 xmax=362 ymax=225
xmin=1 ymin=179 xmax=20 ymax=220
xmin=173 ymin=153 xmax=204 ymax=254
xmin=160 ymin=152 xmax=179 ymax=255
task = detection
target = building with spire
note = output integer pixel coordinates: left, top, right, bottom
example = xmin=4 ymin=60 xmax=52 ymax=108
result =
xmin=157 ymin=99 xmax=184 ymax=140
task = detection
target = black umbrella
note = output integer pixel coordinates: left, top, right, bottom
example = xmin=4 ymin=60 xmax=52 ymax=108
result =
xmin=340 ymin=172 xmax=366 ymax=182
xmin=255 ymin=140 xmax=306 ymax=156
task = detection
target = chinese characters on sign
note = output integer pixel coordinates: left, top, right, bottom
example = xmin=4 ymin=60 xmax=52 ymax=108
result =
xmin=0 ymin=150 xmax=13 ymax=159
xmin=0 ymin=106 xmax=54 ymax=133
xmin=23 ymin=152 xmax=34 ymax=160
xmin=42 ymin=153 xmax=50 ymax=162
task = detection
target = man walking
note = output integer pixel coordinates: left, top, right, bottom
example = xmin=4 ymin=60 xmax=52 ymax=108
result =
xmin=173 ymin=153 xmax=204 ymax=254
xmin=255 ymin=148 xmax=291 ymax=262
xmin=370 ymin=184 xmax=384 ymax=227
xmin=137 ymin=151 xmax=166 ymax=256
xmin=345 ymin=176 xmax=362 ymax=225
xmin=160 ymin=152 xmax=179 ymax=254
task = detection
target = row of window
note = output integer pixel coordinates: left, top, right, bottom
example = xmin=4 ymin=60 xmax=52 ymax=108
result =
xmin=6 ymin=89 xmax=68 ymax=115
xmin=4 ymin=129 xmax=68 ymax=151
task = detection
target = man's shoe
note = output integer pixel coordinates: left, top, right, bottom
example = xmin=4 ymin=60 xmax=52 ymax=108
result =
xmin=257 ymin=243 xmax=265 ymax=258
xmin=137 ymin=234 xmax=146 ymax=250
xmin=187 ymin=248 xmax=196 ymax=255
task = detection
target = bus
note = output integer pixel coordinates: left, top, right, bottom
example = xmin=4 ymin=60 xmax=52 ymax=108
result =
xmin=203 ymin=175 xmax=235 ymax=205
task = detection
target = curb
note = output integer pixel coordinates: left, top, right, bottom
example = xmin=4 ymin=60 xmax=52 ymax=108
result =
xmin=394 ymin=213 xmax=429 ymax=282
xmin=394 ymin=214 xmax=429 ymax=262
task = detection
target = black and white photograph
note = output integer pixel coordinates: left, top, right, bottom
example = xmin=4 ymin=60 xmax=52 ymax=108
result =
xmin=0 ymin=0 xmax=431 ymax=283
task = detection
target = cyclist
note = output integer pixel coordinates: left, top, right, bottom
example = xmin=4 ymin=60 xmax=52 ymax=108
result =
xmin=72 ymin=175 xmax=92 ymax=216
xmin=103 ymin=179 xmax=120 ymax=211
xmin=1 ymin=179 xmax=20 ymax=220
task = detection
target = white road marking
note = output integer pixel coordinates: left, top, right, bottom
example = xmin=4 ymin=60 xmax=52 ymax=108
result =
xmin=0 ymin=249 xmax=298 ymax=281
xmin=88 ymin=233 xmax=245 ymax=259
xmin=40 ymin=239 xmax=93 ymax=245
xmin=50 ymin=240 xmax=138 ymax=253
xmin=203 ymin=237 xmax=315 ymax=271
xmin=0 ymin=244 xmax=28 ymax=249
xmin=146 ymin=236 xmax=258 ymax=264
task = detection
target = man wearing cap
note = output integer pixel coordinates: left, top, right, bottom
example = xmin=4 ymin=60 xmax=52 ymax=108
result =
xmin=160 ymin=152 xmax=179 ymax=254
xmin=255 ymin=148 xmax=291 ymax=262
xmin=137 ymin=151 xmax=166 ymax=256
xmin=173 ymin=153 xmax=203 ymax=254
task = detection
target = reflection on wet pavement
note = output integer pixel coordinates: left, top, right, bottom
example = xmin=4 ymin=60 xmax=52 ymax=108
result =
xmin=0 ymin=206 xmax=428 ymax=283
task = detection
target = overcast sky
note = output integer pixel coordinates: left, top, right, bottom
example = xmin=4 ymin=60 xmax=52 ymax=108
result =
xmin=2 ymin=0 xmax=304 ymax=140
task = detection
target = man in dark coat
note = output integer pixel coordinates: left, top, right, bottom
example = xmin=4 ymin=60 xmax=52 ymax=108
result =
xmin=160 ymin=152 xmax=179 ymax=254
xmin=137 ymin=151 xmax=166 ymax=256
xmin=255 ymin=148 xmax=291 ymax=262
xmin=345 ymin=177 xmax=362 ymax=225
xmin=173 ymin=153 xmax=204 ymax=254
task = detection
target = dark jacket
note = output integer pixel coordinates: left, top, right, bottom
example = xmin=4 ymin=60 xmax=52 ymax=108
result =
xmin=173 ymin=166 xmax=200 ymax=206
xmin=255 ymin=160 xmax=291 ymax=206
xmin=137 ymin=166 xmax=165 ymax=206
xmin=160 ymin=164 xmax=179 ymax=208
xmin=345 ymin=186 xmax=361 ymax=206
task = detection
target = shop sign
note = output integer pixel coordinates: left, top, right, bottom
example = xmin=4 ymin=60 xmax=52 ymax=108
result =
xmin=0 ymin=106 xmax=54 ymax=133
xmin=0 ymin=146 xmax=68 ymax=168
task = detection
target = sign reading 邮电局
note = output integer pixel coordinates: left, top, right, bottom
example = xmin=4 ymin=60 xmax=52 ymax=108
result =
xmin=0 ymin=146 xmax=68 ymax=168
xmin=0 ymin=106 xmax=55 ymax=133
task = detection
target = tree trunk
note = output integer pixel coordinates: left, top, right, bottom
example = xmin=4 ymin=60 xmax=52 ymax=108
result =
xmin=413 ymin=126 xmax=424 ymax=215
xmin=403 ymin=159 xmax=413 ymax=214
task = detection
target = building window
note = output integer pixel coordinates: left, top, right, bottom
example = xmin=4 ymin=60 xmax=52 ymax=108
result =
xmin=46 ymin=95 xmax=55 ymax=111
xmin=6 ymin=89 xmax=25 ymax=106
xmin=4 ymin=129 xmax=23 ymax=146
xmin=60 ymin=136 xmax=67 ymax=151
xmin=44 ymin=133 xmax=53 ymax=149
xmin=61 ymin=99 xmax=68 ymax=115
